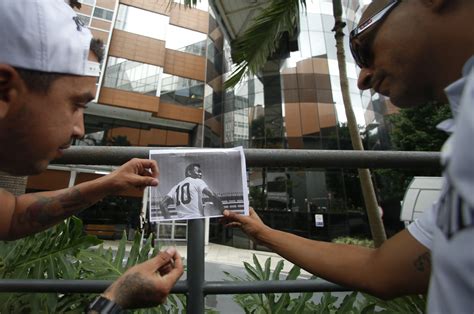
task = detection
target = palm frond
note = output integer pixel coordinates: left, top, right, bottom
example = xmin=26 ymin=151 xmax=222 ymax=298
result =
xmin=225 ymin=0 xmax=306 ymax=87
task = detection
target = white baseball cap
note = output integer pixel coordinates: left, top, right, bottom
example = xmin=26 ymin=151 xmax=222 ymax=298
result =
xmin=0 ymin=0 xmax=100 ymax=77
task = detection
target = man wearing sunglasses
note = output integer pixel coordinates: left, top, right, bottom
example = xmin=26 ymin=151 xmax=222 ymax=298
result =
xmin=223 ymin=0 xmax=473 ymax=312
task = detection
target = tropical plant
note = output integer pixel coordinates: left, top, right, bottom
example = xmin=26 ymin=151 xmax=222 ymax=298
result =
xmin=225 ymin=245 xmax=426 ymax=313
xmin=374 ymin=103 xmax=451 ymax=203
xmin=224 ymin=254 xmax=322 ymax=313
xmin=0 ymin=217 xmax=101 ymax=312
xmin=0 ymin=217 xmax=186 ymax=313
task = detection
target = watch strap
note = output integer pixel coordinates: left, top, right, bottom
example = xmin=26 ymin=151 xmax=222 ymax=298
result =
xmin=87 ymin=295 xmax=124 ymax=314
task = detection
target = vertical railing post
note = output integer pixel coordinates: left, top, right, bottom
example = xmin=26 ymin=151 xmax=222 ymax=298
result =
xmin=186 ymin=219 xmax=205 ymax=314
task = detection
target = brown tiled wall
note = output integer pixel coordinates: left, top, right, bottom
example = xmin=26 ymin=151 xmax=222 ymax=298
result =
xmin=164 ymin=49 xmax=205 ymax=81
xmin=108 ymin=127 xmax=190 ymax=146
xmin=300 ymin=102 xmax=321 ymax=135
xmin=109 ymin=30 xmax=166 ymax=67
xmin=91 ymin=18 xmax=112 ymax=31
xmin=96 ymin=0 xmax=117 ymax=10
xmin=75 ymin=4 xmax=93 ymax=15
xmin=318 ymin=103 xmax=337 ymax=128
xmin=120 ymin=0 xmax=171 ymax=16
xmin=284 ymin=103 xmax=302 ymax=137
xmin=169 ymin=5 xmax=208 ymax=34
xmin=155 ymin=102 xmax=203 ymax=124
xmin=99 ymin=87 xmax=160 ymax=113
xmin=91 ymin=29 xmax=109 ymax=42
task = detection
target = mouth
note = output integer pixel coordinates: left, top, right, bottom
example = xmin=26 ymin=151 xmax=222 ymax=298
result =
xmin=56 ymin=144 xmax=71 ymax=157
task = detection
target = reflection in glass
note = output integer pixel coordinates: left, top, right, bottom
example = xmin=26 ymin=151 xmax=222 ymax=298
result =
xmin=93 ymin=7 xmax=113 ymax=21
xmin=103 ymin=57 xmax=163 ymax=96
xmin=166 ymin=25 xmax=207 ymax=56
xmin=115 ymin=4 xmax=168 ymax=40
xmin=160 ymin=74 xmax=204 ymax=108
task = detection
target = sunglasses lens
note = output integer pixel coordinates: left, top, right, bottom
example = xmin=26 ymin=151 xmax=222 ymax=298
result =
xmin=350 ymin=38 xmax=366 ymax=68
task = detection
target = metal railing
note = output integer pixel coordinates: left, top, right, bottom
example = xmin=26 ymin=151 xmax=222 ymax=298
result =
xmin=0 ymin=147 xmax=441 ymax=313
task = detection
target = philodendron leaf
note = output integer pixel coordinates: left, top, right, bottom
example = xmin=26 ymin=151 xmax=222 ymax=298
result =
xmin=271 ymin=259 xmax=284 ymax=280
xmin=263 ymin=257 xmax=271 ymax=281
xmin=286 ymin=264 xmax=301 ymax=281
xmin=0 ymin=217 xmax=101 ymax=280
xmin=252 ymin=254 xmax=265 ymax=279
xmin=243 ymin=261 xmax=261 ymax=281
xmin=336 ymin=291 xmax=358 ymax=314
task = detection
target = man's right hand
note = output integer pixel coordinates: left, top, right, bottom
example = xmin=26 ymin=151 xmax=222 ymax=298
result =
xmin=100 ymin=158 xmax=160 ymax=194
xmin=101 ymin=247 xmax=184 ymax=309
xmin=222 ymin=207 xmax=272 ymax=245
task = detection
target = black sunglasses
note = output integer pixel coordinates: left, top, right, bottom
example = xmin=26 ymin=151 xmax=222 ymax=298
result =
xmin=349 ymin=0 xmax=401 ymax=68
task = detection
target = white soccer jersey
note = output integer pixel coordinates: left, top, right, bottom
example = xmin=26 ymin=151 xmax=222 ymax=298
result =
xmin=167 ymin=177 xmax=209 ymax=218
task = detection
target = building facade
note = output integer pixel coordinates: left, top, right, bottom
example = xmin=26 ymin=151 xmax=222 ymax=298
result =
xmin=28 ymin=0 xmax=399 ymax=245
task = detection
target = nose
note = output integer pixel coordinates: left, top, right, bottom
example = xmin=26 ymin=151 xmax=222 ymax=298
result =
xmin=357 ymin=67 xmax=374 ymax=90
xmin=72 ymin=114 xmax=85 ymax=139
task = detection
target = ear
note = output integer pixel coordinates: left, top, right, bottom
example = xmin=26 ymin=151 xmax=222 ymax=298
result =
xmin=0 ymin=64 xmax=22 ymax=119
xmin=420 ymin=0 xmax=447 ymax=11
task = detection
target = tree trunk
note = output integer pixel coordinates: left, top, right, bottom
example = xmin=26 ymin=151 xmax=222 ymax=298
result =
xmin=0 ymin=172 xmax=27 ymax=196
xmin=332 ymin=0 xmax=386 ymax=247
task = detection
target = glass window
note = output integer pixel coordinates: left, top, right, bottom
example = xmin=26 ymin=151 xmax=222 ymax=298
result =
xmin=309 ymin=31 xmax=327 ymax=57
xmin=307 ymin=13 xmax=324 ymax=31
xmin=103 ymin=57 xmax=163 ymax=96
xmin=173 ymin=0 xmax=208 ymax=11
xmin=160 ymin=73 xmax=204 ymax=108
xmin=115 ymin=4 xmax=168 ymax=41
xmin=93 ymin=7 xmax=114 ymax=21
xmin=166 ymin=25 xmax=207 ymax=56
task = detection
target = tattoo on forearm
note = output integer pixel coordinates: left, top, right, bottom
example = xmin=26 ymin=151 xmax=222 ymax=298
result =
xmin=14 ymin=188 xmax=91 ymax=228
xmin=413 ymin=252 xmax=431 ymax=272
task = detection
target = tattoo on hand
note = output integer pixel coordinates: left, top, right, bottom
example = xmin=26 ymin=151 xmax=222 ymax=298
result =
xmin=413 ymin=252 xmax=431 ymax=272
xmin=14 ymin=188 xmax=91 ymax=227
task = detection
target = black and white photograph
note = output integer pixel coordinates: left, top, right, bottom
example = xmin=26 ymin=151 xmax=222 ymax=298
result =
xmin=149 ymin=147 xmax=248 ymax=222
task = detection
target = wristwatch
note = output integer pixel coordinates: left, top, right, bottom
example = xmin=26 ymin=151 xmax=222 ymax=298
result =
xmin=87 ymin=296 xmax=124 ymax=314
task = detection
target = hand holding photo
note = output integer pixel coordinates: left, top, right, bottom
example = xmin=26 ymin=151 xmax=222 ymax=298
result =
xmin=149 ymin=147 xmax=248 ymax=222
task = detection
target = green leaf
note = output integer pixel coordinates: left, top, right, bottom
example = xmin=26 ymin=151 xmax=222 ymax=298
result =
xmin=113 ymin=231 xmax=127 ymax=271
xmin=224 ymin=0 xmax=307 ymax=88
xmin=243 ymin=261 xmax=261 ymax=281
xmin=285 ymin=264 xmax=301 ymax=281
xmin=271 ymin=259 xmax=284 ymax=280
xmin=252 ymin=254 xmax=265 ymax=279
xmin=336 ymin=291 xmax=357 ymax=314
xmin=263 ymin=257 xmax=271 ymax=281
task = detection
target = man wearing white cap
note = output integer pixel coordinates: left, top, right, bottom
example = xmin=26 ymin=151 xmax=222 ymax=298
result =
xmin=0 ymin=0 xmax=183 ymax=312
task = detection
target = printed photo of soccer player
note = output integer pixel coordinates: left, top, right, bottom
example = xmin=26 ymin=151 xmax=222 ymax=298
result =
xmin=149 ymin=147 xmax=248 ymax=222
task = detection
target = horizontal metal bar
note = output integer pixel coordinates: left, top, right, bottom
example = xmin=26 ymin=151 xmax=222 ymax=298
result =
xmin=54 ymin=147 xmax=441 ymax=169
xmin=0 ymin=279 xmax=346 ymax=295
xmin=0 ymin=280 xmax=187 ymax=294
xmin=203 ymin=280 xmax=349 ymax=294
